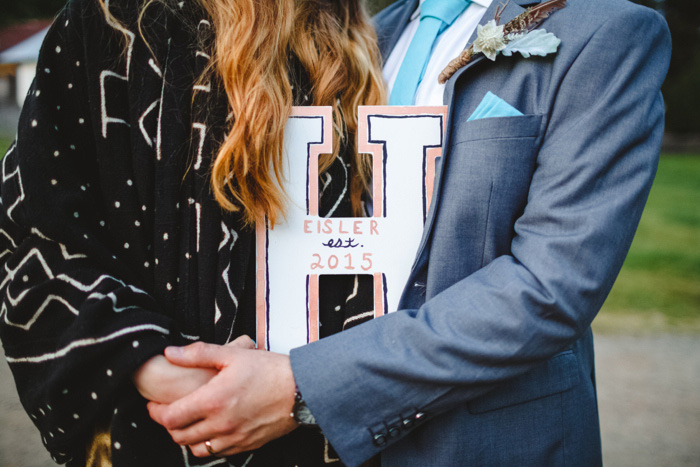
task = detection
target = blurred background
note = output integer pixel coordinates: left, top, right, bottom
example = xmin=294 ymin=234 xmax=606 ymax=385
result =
xmin=1 ymin=0 xmax=698 ymax=466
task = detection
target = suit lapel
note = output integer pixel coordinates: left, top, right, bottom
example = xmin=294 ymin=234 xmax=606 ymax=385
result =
xmin=413 ymin=0 xmax=541 ymax=271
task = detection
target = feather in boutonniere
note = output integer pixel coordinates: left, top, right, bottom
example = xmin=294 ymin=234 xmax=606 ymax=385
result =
xmin=438 ymin=0 xmax=567 ymax=84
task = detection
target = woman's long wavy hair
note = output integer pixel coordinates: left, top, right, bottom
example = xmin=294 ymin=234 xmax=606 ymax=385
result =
xmin=204 ymin=0 xmax=386 ymax=226
xmin=100 ymin=0 xmax=386 ymax=227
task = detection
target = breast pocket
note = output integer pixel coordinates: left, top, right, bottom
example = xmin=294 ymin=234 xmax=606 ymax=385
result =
xmin=447 ymin=114 xmax=544 ymax=193
xmin=436 ymin=114 xmax=544 ymax=269
xmin=451 ymin=113 xmax=544 ymax=143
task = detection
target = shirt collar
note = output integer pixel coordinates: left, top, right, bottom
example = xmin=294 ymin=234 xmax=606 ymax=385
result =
xmin=412 ymin=0 xmax=493 ymax=21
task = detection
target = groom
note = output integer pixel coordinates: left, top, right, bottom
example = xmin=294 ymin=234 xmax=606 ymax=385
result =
xmin=149 ymin=0 xmax=671 ymax=465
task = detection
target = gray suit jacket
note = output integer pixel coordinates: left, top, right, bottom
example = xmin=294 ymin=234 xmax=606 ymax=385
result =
xmin=290 ymin=0 xmax=671 ymax=465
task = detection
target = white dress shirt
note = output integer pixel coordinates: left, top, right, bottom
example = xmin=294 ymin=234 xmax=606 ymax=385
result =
xmin=383 ymin=0 xmax=493 ymax=106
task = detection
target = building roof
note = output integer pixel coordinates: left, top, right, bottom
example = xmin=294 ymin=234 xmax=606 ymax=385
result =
xmin=0 ymin=20 xmax=52 ymax=53
xmin=0 ymin=24 xmax=50 ymax=65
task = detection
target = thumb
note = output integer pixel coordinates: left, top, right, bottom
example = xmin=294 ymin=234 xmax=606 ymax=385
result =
xmin=164 ymin=342 xmax=227 ymax=369
xmin=226 ymin=335 xmax=256 ymax=350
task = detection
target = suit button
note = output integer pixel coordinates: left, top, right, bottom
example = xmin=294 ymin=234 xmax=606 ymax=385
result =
xmin=415 ymin=412 xmax=426 ymax=421
xmin=373 ymin=433 xmax=388 ymax=447
xmin=388 ymin=426 xmax=401 ymax=438
xmin=402 ymin=418 xmax=414 ymax=429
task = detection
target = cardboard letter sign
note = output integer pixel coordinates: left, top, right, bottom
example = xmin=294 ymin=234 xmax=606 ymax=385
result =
xmin=257 ymin=106 xmax=447 ymax=354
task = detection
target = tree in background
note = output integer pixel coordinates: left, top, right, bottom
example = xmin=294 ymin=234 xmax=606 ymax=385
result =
xmin=655 ymin=0 xmax=700 ymax=134
xmin=0 ymin=0 xmax=66 ymax=27
xmin=368 ymin=0 xmax=394 ymax=13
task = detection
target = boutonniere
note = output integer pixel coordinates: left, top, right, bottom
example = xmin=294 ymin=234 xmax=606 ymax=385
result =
xmin=439 ymin=0 xmax=567 ymax=84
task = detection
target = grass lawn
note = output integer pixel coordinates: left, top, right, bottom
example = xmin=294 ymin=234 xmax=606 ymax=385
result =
xmin=595 ymin=154 xmax=700 ymax=334
xmin=0 ymin=137 xmax=12 ymax=155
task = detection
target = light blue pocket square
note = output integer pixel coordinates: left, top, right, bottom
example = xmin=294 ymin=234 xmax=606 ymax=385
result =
xmin=468 ymin=91 xmax=523 ymax=121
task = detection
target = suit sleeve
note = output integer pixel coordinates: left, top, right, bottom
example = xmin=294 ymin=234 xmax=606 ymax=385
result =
xmin=0 ymin=2 xmax=172 ymax=463
xmin=290 ymin=6 xmax=671 ymax=466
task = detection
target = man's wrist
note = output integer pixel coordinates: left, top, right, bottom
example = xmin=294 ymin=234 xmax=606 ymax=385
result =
xmin=291 ymin=384 xmax=318 ymax=428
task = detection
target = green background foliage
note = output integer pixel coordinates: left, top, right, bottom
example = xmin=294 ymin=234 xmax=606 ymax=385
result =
xmin=595 ymin=155 xmax=700 ymax=333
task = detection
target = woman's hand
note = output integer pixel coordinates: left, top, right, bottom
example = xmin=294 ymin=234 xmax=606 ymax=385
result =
xmin=147 ymin=339 xmax=298 ymax=458
xmin=133 ymin=355 xmax=218 ymax=404
xmin=133 ymin=335 xmax=256 ymax=404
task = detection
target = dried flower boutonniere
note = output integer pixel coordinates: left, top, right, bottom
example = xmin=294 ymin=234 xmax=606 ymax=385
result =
xmin=438 ymin=0 xmax=567 ymax=84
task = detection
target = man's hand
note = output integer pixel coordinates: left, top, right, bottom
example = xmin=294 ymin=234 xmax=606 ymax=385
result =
xmin=133 ymin=336 xmax=255 ymax=404
xmin=147 ymin=338 xmax=298 ymax=457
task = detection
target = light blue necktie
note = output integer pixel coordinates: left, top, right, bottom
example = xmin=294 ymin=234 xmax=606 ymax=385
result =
xmin=390 ymin=0 xmax=471 ymax=105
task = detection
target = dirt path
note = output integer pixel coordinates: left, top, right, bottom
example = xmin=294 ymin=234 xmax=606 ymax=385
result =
xmin=595 ymin=334 xmax=700 ymax=466
xmin=1 ymin=334 xmax=699 ymax=466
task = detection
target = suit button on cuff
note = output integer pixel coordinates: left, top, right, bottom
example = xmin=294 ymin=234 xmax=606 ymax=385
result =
xmin=388 ymin=426 xmax=401 ymax=439
xmin=373 ymin=433 xmax=388 ymax=447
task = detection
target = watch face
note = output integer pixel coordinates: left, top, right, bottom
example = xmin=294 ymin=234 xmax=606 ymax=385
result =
xmin=295 ymin=404 xmax=317 ymax=425
xmin=293 ymin=387 xmax=317 ymax=426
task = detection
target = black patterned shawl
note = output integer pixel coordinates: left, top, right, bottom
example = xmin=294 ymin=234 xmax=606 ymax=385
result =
xmin=0 ymin=0 xmax=373 ymax=465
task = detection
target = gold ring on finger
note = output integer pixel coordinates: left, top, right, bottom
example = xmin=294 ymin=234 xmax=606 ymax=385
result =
xmin=204 ymin=440 xmax=217 ymax=456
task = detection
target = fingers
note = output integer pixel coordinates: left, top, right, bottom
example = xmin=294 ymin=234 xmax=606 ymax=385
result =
xmin=164 ymin=414 xmax=233 ymax=446
xmin=150 ymin=345 xmax=297 ymax=457
xmin=189 ymin=434 xmax=259 ymax=458
xmin=225 ymin=335 xmax=256 ymax=349
xmin=147 ymin=401 xmax=178 ymax=428
xmin=164 ymin=341 xmax=227 ymax=369
xmin=147 ymin=386 xmax=211 ymax=431
xmin=215 ymin=445 xmax=244 ymax=458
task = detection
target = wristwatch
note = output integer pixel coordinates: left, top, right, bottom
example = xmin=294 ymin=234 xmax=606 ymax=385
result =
xmin=291 ymin=385 xmax=318 ymax=427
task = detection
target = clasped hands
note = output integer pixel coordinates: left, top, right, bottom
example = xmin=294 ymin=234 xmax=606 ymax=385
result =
xmin=133 ymin=336 xmax=298 ymax=457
